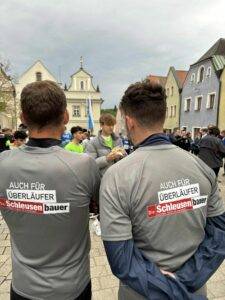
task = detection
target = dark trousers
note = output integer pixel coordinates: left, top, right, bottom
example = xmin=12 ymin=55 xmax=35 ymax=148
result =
xmin=11 ymin=281 xmax=92 ymax=300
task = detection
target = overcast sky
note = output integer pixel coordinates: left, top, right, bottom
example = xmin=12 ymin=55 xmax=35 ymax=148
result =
xmin=1 ymin=0 xmax=225 ymax=107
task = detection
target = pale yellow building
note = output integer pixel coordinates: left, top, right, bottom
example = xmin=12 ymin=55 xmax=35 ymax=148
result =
xmin=218 ymin=68 xmax=225 ymax=130
xmin=164 ymin=67 xmax=187 ymax=132
xmin=65 ymin=62 xmax=102 ymax=134
xmin=15 ymin=60 xmax=102 ymax=134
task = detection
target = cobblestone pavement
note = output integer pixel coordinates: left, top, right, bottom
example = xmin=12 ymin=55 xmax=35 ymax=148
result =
xmin=0 ymin=173 xmax=225 ymax=300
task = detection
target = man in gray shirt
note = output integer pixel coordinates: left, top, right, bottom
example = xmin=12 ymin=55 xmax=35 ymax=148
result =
xmin=100 ymin=81 xmax=225 ymax=299
xmin=0 ymin=81 xmax=100 ymax=300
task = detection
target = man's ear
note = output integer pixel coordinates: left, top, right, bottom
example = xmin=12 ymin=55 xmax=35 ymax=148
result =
xmin=125 ymin=115 xmax=134 ymax=131
xmin=63 ymin=109 xmax=69 ymax=125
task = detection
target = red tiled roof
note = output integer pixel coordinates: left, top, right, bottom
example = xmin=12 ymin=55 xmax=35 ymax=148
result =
xmin=175 ymin=70 xmax=188 ymax=87
xmin=148 ymin=75 xmax=167 ymax=87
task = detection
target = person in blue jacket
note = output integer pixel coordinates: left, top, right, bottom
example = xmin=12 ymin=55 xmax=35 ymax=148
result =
xmin=100 ymin=80 xmax=225 ymax=300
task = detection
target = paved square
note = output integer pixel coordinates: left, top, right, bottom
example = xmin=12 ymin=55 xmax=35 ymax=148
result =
xmin=0 ymin=173 xmax=225 ymax=300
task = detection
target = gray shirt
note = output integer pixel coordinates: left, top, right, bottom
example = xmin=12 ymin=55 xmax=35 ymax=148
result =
xmin=0 ymin=145 xmax=100 ymax=300
xmin=100 ymin=144 xmax=225 ymax=299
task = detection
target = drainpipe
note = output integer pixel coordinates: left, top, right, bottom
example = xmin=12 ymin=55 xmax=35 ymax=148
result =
xmin=217 ymin=79 xmax=222 ymax=127
xmin=178 ymin=89 xmax=182 ymax=129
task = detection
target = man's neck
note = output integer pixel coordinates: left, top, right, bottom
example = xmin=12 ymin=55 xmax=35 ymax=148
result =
xmin=131 ymin=128 xmax=163 ymax=146
xmin=28 ymin=129 xmax=62 ymax=140
xmin=72 ymin=138 xmax=80 ymax=144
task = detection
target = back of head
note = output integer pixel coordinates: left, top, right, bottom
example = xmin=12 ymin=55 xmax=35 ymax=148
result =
xmin=120 ymin=80 xmax=166 ymax=128
xmin=20 ymin=80 xmax=67 ymax=129
xmin=208 ymin=125 xmax=220 ymax=137
xmin=14 ymin=130 xmax=28 ymax=140
xmin=201 ymin=127 xmax=208 ymax=135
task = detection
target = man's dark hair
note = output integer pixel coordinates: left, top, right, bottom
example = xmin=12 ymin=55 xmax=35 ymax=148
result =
xmin=120 ymin=80 xmax=166 ymax=127
xmin=71 ymin=126 xmax=83 ymax=135
xmin=20 ymin=80 xmax=67 ymax=129
xmin=14 ymin=130 xmax=28 ymax=140
xmin=208 ymin=125 xmax=220 ymax=137
xmin=201 ymin=127 xmax=208 ymax=134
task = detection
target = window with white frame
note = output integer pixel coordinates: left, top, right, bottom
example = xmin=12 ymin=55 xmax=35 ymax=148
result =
xmin=170 ymin=106 xmax=173 ymax=117
xmin=166 ymin=88 xmax=169 ymax=96
xmin=80 ymin=81 xmax=84 ymax=90
xmin=184 ymin=98 xmax=191 ymax=112
xmin=197 ymin=66 xmax=205 ymax=83
xmin=191 ymin=73 xmax=195 ymax=83
xmin=206 ymin=67 xmax=211 ymax=77
xmin=171 ymin=86 xmax=174 ymax=96
xmin=72 ymin=105 xmax=81 ymax=117
xmin=174 ymin=105 xmax=176 ymax=117
xmin=194 ymin=96 xmax=202 ymax=111
xmin=206 ymin=93 xmax=215 ymax=109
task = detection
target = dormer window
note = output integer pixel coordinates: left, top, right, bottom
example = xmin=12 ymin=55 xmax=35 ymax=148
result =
xmin=36 ymin=72 xmax=42 ymax=81
xmin=197 ymin=66 xmax=205 ymax=83
xmin=80 ymin=81 xmax=84 ymax=90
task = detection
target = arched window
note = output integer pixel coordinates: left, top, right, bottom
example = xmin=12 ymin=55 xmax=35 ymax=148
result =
xmin=191 ymin=73 xmax=195 ymax=83
xmin=206 ymin=67 xmax=211 ymax=77
xmin=36 ymin=72 xmax=42 ymax=81
xmin=80 ymin=81 xmax=84 ymax=90
xmin=198 ymin=66 xmax=205 ymax=83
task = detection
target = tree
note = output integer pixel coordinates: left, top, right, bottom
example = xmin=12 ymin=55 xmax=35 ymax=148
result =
xmin=101 ymin=108 xmax=117 ymax=117
xmin=0 ymin=57 xmax=19 ymax=129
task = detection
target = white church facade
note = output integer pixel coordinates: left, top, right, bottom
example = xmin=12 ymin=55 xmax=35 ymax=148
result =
xmin=15 ymin=59 xmax=103 ymax=134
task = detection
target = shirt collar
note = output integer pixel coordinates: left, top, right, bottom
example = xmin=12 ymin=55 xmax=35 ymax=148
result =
xmin=27 ymin=138 xmax=61 ymax=148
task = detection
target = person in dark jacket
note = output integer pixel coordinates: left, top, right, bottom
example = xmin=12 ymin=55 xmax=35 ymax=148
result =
xmin=169 ymin=129 xmax=192 ymax=151
xmin=198 ymin=126 xmax=225 ymax=177
xmin=191 ymin=132 xmax=202 ymax=155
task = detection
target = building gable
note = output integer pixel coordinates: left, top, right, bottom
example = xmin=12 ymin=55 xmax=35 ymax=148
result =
xmin=18 ymin=60 xmax=58 ymax=84
xmin=181 ymin=59 xmax=220 ymax=132
xmin=68 ymin=67 xmax=96 ymax=92
xmin=193 ymin=38 xmax=225 ymax=65
xmin=164 ymin=67 xmax=184 ymax=130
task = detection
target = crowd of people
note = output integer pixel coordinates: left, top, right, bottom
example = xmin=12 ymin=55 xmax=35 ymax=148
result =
xmin=0 ymin=79 xmax=225 ymax=300
xmin=0 ymin=127 xmax=27 ymax=152
xmin=168 ymin=127 xmax=225 ymax=177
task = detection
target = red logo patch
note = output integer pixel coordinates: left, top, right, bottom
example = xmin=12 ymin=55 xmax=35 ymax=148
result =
xmin=147 ymin=198 xmax=193 ymax=218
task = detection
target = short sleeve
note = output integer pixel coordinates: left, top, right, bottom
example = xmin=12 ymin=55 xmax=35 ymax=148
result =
xmin=207 ymin=178 xmax=225 ymax=217
xmin=100 ymin=168 xmax=132 ymax=241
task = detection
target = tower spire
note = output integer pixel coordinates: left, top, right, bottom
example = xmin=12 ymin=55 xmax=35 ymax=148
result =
xmin=80 ymin=56 xmax=83 ymax=69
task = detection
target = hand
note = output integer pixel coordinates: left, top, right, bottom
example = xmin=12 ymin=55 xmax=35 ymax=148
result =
xmin=160 ymin=269 xmax=176 ymax=279
xmin=106 ymin=152 xmax=123 ymax=162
